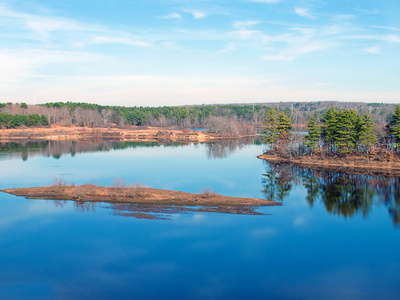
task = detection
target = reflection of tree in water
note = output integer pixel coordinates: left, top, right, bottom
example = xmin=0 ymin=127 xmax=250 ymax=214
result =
xmin=302 ymin=172 xmax=320 ymax=208
xmin=74 ymin=201 xmax=97 ymax=212
xmin=53 ymin=199 xmax=97 ymax=212
xmin=1 ymin=137 xmax=258 ymax=161
xmin=262 ymin=162 xmax=400 ymax=226
xmin=261 ymin=163 xmax=297 ymax=202
xmin=205 ymin=137 xmax=258 ymax=159
xmin=53 ymin=200 xmax=67 ymax=208
xmin=320 ymin=173 xmax=374 ymax=218
xmin=0 ymin=140 xmax=182 ymax=161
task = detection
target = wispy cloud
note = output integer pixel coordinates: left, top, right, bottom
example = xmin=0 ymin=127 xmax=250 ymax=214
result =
xmin=182 ymin=9 xmax=207 ymax=19
xmin=333 ymin=14 xmax=356 ymax=21
xmin=343 ymin=34 xmax=400 ymax=43
xmin=161 ymin=12 xmax=182 ymax=20
xmin=363 ymin=45 xmax=382 ymax=54
xmin=0 ymin=4 xmax=104 ymax=40
xmin=191 ymin=10 xmax=207 ymax=19
xmin=91 ymin=36 xmax=151 ymax=47
xmin=262 ymin=41 xmax=331 ymax=62
xmin=371 ymin=25 xmax=400 ymax=32
xmin=233 ymin=20 xmax=260 ymax=29
xmin=294 ymin=7 xmax=316 ymax=20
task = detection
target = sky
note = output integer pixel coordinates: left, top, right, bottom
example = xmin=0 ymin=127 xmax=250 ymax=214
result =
xmin=0 ymin=0 xmax=399 ymax=107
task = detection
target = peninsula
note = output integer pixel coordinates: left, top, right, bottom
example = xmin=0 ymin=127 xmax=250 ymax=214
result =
xmin=0 ymin=125 xmax=256 ymax=143
xmin=257 ymin=153 xmax=400 ymax=176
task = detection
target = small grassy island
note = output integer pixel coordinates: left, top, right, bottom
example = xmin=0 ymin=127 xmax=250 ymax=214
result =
xmin=1 ymin=181 xmax=279 ymax=216
xmin=259 ymin=106 xmax=400 ymax=176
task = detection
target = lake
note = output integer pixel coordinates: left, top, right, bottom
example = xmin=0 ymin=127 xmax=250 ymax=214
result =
xmin=0 ymin=139 xmax=399 ymax=299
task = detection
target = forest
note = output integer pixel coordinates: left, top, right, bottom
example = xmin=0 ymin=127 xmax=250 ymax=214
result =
xmin=0 ymin=101 xmax=396 ymax=132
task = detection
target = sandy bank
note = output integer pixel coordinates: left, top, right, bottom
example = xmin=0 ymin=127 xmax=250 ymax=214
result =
xmin=257 ymin=153 xmax=400 ymax=176
xmin=0 ymin=126 xmax=256 ymax=143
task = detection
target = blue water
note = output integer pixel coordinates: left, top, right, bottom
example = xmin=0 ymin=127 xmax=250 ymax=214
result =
xmin=0 ymin=141 xmax=399 ymax=299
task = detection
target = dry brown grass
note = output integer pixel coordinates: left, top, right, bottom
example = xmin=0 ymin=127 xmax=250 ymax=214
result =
xmin=199 ymin=187 xmax=218 ymax=199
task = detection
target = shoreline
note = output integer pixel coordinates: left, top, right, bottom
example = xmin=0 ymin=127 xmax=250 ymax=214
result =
xmin=257 ymin=153 xmax=400 ymax=176
xmin=0 ymin=125 xmax=257 ymax=143
xmin=1 ymin=185 xmax=280 ymax=215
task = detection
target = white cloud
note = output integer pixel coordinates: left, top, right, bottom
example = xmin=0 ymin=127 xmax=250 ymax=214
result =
xmin=371 ymin=26 xmax=400 ymax=32
xmin=162 ymin=12 xmax=182 ymax=19
xmin=363 ymin=45 xmax=382 ymax=54
xmin=232 ymin=29 xmax=262 ymax=40
xmin=343 ymin=34 xmax=400 ymax=43
xmin=233 ymin=20 xmax=260 ymax=29
xmin=91 ymin=36 xmax=151 ymax=47
xmin=0 ymin=4 xmax=105 ymax=40
xmin=191 ymin=10 xmax=207 ymax=19
xmin=294 ymin=7 xmax=316 ymax=20
xmin=262 ymin=40 xmax=333 ymax=62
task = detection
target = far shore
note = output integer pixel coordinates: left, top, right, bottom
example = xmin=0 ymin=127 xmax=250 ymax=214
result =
xmin=1 ymin=184 xmax=279 ymax=216
xmin=257 ymin=153 xmax=400 ymax=176
xmin=0 ymin=125 xmax=256 ymax=143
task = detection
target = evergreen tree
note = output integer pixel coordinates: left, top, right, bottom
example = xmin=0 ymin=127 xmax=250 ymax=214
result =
xmin=262 ymin=109 xmax=279 ymax=150
xmin=277 ymin=112 xmax=292 ymax=135
xmin=335 ymin=109 xmax=357 ymax=153
xmin=321 ymin=107 xmax=339 ymax=153
xmin=358 ymin=113 xmax=377 ymax=154
xmin=386 ymin=105 xmax=400 ymax=145
xmin=40 ymin=115 xmax=49 ymax=126
xmin=304 ymin=116 xmax=320 ymax=154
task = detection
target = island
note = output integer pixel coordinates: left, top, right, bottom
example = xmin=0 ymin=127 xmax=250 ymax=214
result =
xmin=1 ymin=184 xmax=280 ymax=216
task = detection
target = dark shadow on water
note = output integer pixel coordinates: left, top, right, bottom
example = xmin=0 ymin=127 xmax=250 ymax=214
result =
xmin=262 ymin=162 xmax=400 ymax=226
xmin=51 ymin=200 xmax=267 ymax=220
xmin=109 ymin=203 xmax=266 ymax=220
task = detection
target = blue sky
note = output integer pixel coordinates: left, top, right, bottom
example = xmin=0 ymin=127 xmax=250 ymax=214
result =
xmin=0 ymin=0 xmax=399 ymax=106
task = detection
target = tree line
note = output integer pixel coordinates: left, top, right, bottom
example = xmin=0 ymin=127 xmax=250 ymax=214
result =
xmin=0 ymin=112 xmax=48 ymax=128
xmin=262 ymin=105 xmax=400 ymax=157
xmin=0 ymin=101 xmax=397 ymax=130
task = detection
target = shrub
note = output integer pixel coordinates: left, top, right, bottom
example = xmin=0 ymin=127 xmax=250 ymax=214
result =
xmin=199 ymin=187 xmax=218 ymax=199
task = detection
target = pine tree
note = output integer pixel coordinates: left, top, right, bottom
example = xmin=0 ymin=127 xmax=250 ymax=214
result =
xmin=277 ymin=112 xmax=292 ymax=135
xmin=335 ymin=109 xmax=357 ymax=154
xmin=304 ymin=116 xmax=320 ymax=154
xmin=386 ymin=105 xmax=400 ymax=145
xmin=321 ymin=107 xmax=339 ymax=153
xmin=262 ymin=109 xmax=279 ymax=151
xmin=358 ymin=113 xmax=377 ymax=155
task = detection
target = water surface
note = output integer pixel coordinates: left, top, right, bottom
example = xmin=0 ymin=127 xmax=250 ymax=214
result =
xmin=0 ymin=140 xmax=399 ymax=299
